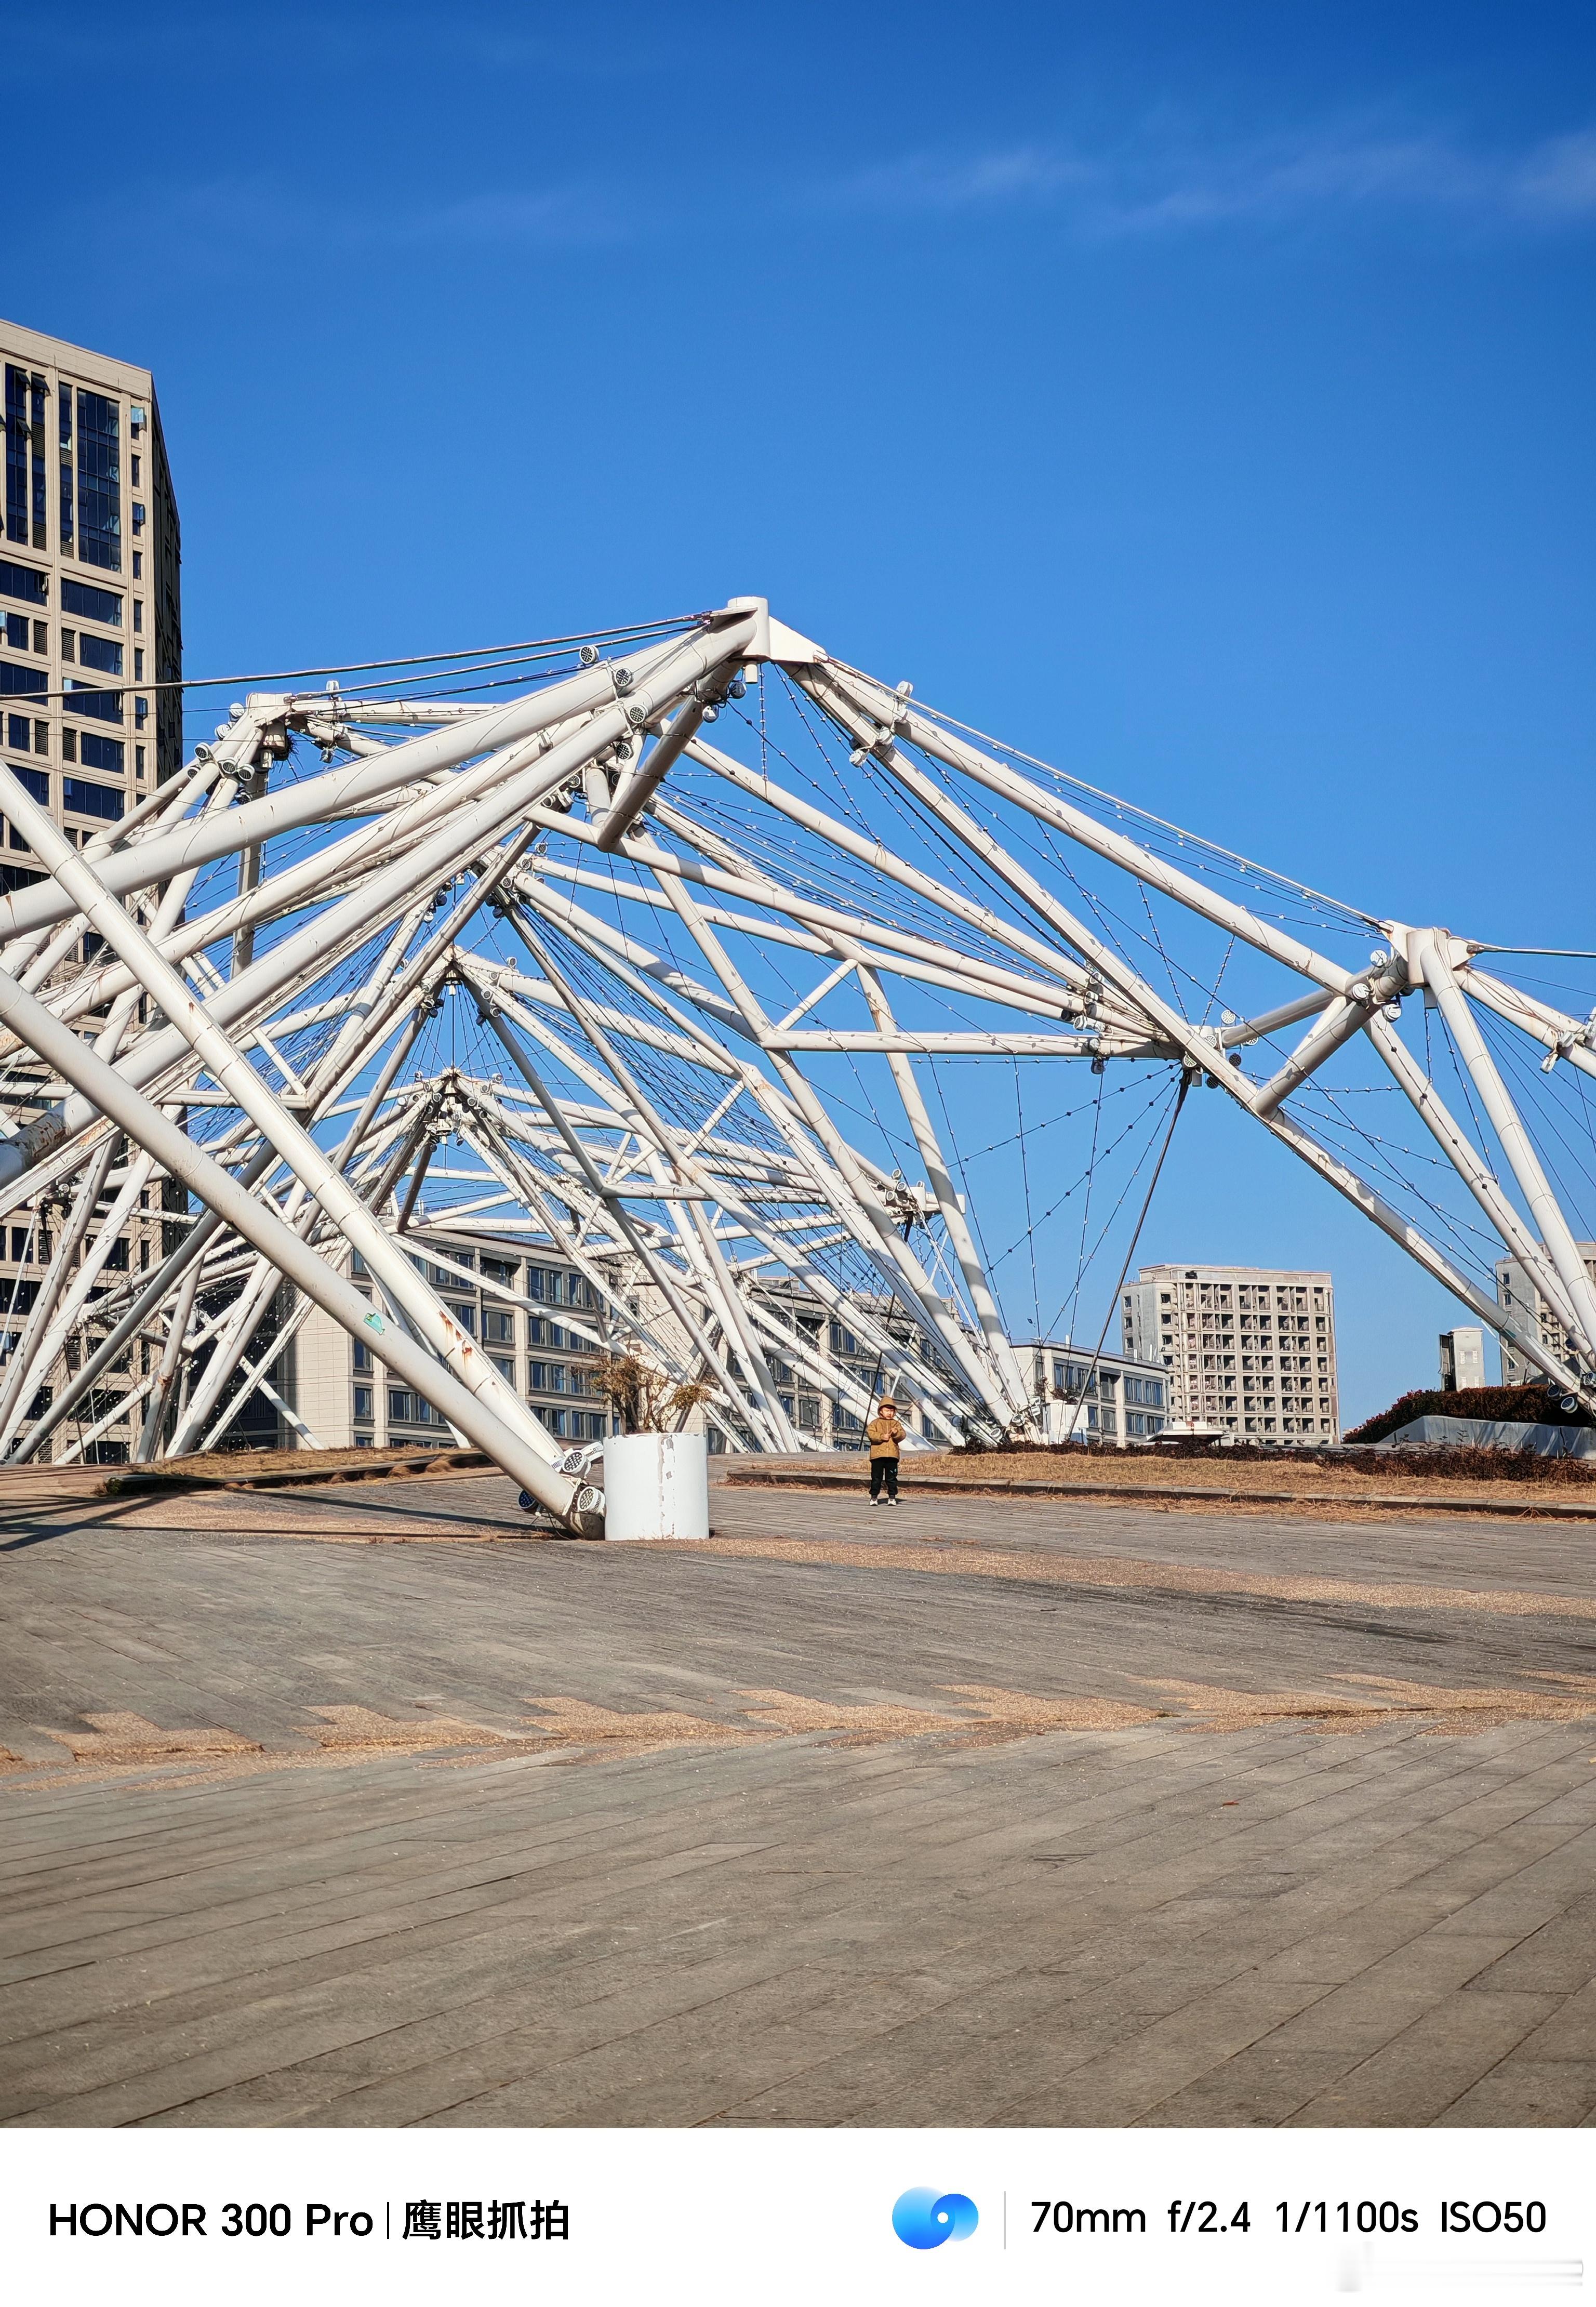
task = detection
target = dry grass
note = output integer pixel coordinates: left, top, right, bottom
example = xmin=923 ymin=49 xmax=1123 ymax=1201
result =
xmin=907 ymin=1446 xmax=1596 ymax=1509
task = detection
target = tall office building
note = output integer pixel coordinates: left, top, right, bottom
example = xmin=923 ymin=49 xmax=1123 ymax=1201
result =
xmin=1 ymin=319 xmax=182 ymax=1460
xmin=1495 ymin=1247 xmax=1596 ymax=1387
xmin=2 ymin=318 xmax=182 ymax=859
xmin=1121 ymin=1263 xmax=1340 ymax=1442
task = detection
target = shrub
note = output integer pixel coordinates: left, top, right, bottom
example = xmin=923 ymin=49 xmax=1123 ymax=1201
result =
xmin=1344 ymin=1385 xmax=1592 ymax=1446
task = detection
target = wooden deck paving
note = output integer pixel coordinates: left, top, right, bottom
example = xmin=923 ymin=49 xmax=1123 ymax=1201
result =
xmin=2 ymin=1467 xmax=1595 ymax=2129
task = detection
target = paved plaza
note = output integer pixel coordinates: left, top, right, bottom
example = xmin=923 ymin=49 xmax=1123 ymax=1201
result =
xmin=3 ymin=1471 xmax=1596 ymax=2128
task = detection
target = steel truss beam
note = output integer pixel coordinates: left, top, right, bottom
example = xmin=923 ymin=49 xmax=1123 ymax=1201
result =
xmin=2 ymin=594 xmax=1589 ymax=1542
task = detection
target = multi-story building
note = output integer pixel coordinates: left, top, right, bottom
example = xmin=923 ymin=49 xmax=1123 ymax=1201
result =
xmin=681 ymin=1286 xmax=1171 ymax=1451
xmin=286 ymin=1263 xmax=1178 ymax=1460
xmin=0 ymin=319 xmax=183 ymax=1462
xmin=1495 ymin=1247 xmax=1596 ymax=1388
xmin=2 ymin=319 xmax=182 ymax=824
xmin=1121 ymin=1264 xmax=1340 ymax=1443
xmin=294 ymin=1228 xmax=618 ymax=1452
xmin=742 ymin=1282 xmax=951 ymax=1451
xmin=1026 ymin=1341 xmax=1169 ymax=1443
xmin=1440 ymin=1326 xmax=1487 ymax=1391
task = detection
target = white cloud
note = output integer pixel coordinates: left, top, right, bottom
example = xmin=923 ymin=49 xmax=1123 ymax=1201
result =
xmin=820 ymin=118 xmax=1596 ymax=239
xmin=838 ymin=146 xmax=1093 ymax=213
xmin=1510 ymin=129 xmax=1596 ymax=218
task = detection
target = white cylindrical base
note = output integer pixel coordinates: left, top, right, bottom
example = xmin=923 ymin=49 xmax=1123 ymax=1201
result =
xmin=601 ymin=1431 xmax=711 ymax=1542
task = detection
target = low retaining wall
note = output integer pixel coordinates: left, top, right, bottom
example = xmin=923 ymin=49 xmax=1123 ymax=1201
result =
xmin=1378 ymin=1414 xmax=1596 ymax=1458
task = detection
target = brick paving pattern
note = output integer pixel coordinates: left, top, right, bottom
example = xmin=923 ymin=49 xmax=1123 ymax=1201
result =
xmin=2 ymin=1471 xmax=1594 ymax=2128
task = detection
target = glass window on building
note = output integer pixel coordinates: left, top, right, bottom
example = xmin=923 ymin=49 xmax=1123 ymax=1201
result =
xmin=64 ymin=679 xmax=122 ymax=723
xmin=62 ymin=777 xmax=123 ymax=821
xmin=1 ymin=668 xmax=46 ymax=736
xmin=5 ymin=368 xmax=46 ymax=549
xmin=77 ymin=733 xmax=124 ymax=775
xmin=483 ymin=1307 xmax=514 ymax=1345
xmin=58 ymin=379 xmax=73 ymax=548
xmin=60 ymin=577 xmax=120 ymax=625
xmin=75 ymin=391 xmax=121 ymax=572
xmin=1 ymin=557 xmax=47 ymax=607
xmin=75 ymin=631 xmax=122 ymax=676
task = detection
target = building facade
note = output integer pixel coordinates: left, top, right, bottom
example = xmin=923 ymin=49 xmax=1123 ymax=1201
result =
xmin=1027 ymin=1342 xmax=1169 ymax=1443
xmin=740 ymin=1281 xmax=957 ymax=1451
xmin=0 ymin=320 xmax=183 ymax=1462
xmin=1494 ymin=1247 xmax=1596 ymax=1388
xmin=1440 ymin=1326 xmax=1487 ymax=1391
xmin=286 ymin=1254 xmax=1106 ymax=1458
xmin=295 ymin=1229 xmax=617 ymax=1452
xmin=1121 ymin=1264 xmax=1340 ymax=1443
xmin=2 ymin=319 xmax=182 ymax=828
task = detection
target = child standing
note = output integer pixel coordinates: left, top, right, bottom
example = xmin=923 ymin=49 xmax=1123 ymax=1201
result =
xmin=865 ymin=1397 xmax=906 ymax=1503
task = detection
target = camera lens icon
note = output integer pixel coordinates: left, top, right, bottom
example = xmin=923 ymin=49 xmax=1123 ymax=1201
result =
xmin=892 ymin=2189 xmax=979 ymax=2249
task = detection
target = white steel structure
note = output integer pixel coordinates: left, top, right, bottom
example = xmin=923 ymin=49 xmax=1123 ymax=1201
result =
xmin=1 ymin=594 xmax=1593 ymax=1534
xmin=1495 ymin=1248 xmax=1596 ymax=1390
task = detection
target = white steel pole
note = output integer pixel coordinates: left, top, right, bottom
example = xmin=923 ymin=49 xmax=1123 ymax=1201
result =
xmin=0 ymin=765 xmax=564 ymax=1469
xmin=0 ymin=955 xmax=602 ymax=1529
xmin=0 ymin=628 xmax=708 ymax=947
xmin=1368 ymin=1013 xmax=1586 ymax=1345
xmin=856 ymin=964 xmax=1032 ymax=1420
xmin=0 ymin=617 xmax=758 ymax=1192
xmin=1417 ymin=931 xmax=1596 ymax=1362
xmin=813 ymin=664 xmax=1364 ymax=995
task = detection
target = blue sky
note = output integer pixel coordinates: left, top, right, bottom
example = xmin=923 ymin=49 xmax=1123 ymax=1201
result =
xmin=7 ymin=1 xmax=1595 ymax=1421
